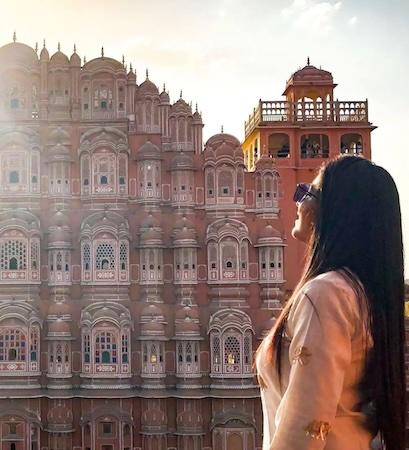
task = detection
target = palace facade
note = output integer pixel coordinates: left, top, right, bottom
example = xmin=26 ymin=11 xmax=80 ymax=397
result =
xmin=0 ymin=36 xmax=374 ymax=450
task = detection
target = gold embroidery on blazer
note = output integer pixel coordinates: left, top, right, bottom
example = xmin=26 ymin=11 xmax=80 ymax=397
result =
xmin=257 ymin=374 xmax=267 ymax=390
xmin=304 ymin=420 xmax=331 ymax=440
xmin=292 ymin=346 xmax=312 ymax=365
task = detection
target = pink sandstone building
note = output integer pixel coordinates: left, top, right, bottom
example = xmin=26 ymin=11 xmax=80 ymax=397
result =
xmin=0 ymin=35 xmax=374 ymax=450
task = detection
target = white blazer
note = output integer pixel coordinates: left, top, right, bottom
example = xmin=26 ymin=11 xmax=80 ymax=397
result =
xmin=256 ymin=271 xmax=375 ymax=450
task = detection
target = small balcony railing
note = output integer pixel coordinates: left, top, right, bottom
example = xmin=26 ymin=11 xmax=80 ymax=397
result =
xmin=245 ymin=100 xmax=369 ymax=137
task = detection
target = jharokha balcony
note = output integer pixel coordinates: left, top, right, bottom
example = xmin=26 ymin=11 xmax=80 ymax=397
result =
xmin=245 ymin=99 xmax=369 ymax=137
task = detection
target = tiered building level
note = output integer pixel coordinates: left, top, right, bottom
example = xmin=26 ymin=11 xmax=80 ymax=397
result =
xmin=0 ymin=37 xmax=374 ymax=450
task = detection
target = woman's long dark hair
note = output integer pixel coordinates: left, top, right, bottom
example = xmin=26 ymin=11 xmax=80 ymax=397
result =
xmin=264 ymin=155 xmax=405 ymax=450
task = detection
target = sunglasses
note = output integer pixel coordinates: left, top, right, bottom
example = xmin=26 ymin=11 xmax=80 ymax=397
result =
xmin=293 ymin=183 xmax=320 ymax=203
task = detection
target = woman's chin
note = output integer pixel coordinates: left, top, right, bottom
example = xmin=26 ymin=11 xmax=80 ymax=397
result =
xmin=291 ymin=224 xmax=300 ymax=240
xmin=292 ymin=224 xmax=308 ymax=243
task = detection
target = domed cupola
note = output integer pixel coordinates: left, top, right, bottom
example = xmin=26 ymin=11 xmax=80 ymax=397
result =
xmin=174 ymin=305 xmax=200 ymax=337
xmin=48 ymin=210 xmax=72 ymax=245
xmin=70 ymin=44 xmax=81 ymax=66
xmin=50 ymin=43 xmax=69 ymax=67
xmin=40 ymin=41 xmax=49 ymax=62
xmin=172 ymin=216 xmax=197 ymax=247
xmin=137 ymin=70 xmax=159 ymax=96
xmin=159 ymin=84 xmax=170 ymax=104
xmin=136 ymin=140 xmax=161 ymax=161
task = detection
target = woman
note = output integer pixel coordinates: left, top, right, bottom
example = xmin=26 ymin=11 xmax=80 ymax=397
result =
xmin=256 ymin=155 xmax=405 ymax=450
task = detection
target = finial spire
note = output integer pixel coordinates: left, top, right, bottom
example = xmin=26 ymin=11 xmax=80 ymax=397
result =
xmin=163 ymin=83 xmax=166 ymax=92
xmin=74 ymin=43 xmax=77 ymax=53
xmin=146 ymin=68 xmax=149 ymax=79
xmin=195 ymin=103 xmax=198 ymax=112
xmin=122 ymin=55 xmax=125 ymax=65
xmin=83 ymin=55 xmax=87 ymax=64
xmin=43 ymin=39 xmax=46 ymax=48
xmin=13 ymin=31 xmax=16 ymax=43
xmin=180 ymin=90 xmax=183 ymax=99
xmin=101 ymin=46 xmax=104 ymax=58
xmin=35 ymin=42 xmax=38 ymax=53
xmin=57 ymin=42 xmax=61 ymax=52
xmin=129 ymin=62 xmax=133 ymax=72
xmin=307 ymin=56 xmax=310 ymax=65
xmin=221 ymin=125 xmax=224 ymax=133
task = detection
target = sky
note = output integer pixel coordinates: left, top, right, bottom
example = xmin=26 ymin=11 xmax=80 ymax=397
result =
xmin=1 ymin=0 xmax=408 ymax=274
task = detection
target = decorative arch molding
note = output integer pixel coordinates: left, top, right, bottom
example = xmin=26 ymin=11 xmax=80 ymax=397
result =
xmin=80 ymin=211 xmax=130 ymax=240
xmin=0 ymin=209 xmax=40 ymax=235
xmin=206 ymin=219 xmax=249 ymax=243
xmin=80 ymin=406 xmax=133 ymax=424
xmin=0 ymin=405 xmax=42 ymax=427
xmin=0 ymin=127 xmax=40 ymax=149
xmin=80 ymin=405 xmax=133 ymax=450
xmin=0 ymin=301 xmax=42 ymax=327
xmin=80 ymin=301 xmax=133 ymax=330
xmin=210 ymin=410 xmax=256 ymax=430
xmin=79 ymin=126 xmax=129 ymax=155
xmin=208 ymin=309 xmax=254 ymax=335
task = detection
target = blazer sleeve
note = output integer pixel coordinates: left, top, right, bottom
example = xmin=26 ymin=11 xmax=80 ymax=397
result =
xmin=269 ymin=277 xmax=356 ymax=450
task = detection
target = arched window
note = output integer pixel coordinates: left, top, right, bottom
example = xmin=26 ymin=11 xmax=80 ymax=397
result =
xmin=8 ymin=348 xmax=17 ymax=361
xmin=208 ymin=309 xmax=253 ymax=379
xmin=268 ymin=133 xmax=290 ymax=158
xmin=141 ymin=341 xmax=165 ymax=376
xmin=81 ymin=303 xmax=131 ymax=378
xmin=81 ymin=154 xmax=90 ymax=194
xmin=93 ymin=154 xmax=115 ymax=193
xmin=95 ymin=241 xmax=115 ymax=271
xmin=218 ymin=169 xmax=234 ymax=197
xmin=0 ymin=330 xmax=26 ymax=362
xmin=0 ymin=235 xmax=37 ymax=279
xmin=95 ymin=331 xmax=117 ymax=364
xmin=340 ymin=133 xmax=363 ymax=155
xmin=137 ymin=160 xmax=161 ymax=200
xmin=258 ymin=247 xmax=284 ymax=282
xmin=176 ymin=341 xmax=200 ymax=377
xmin=9 ymin=171 xmax=19 ymax=183
xmin=94 ymin=85 xmax=113 ymax=111
xmin=173 ymin=247 xmax=197 ymax=284
xmin=206 ymin=168 xmax=215 ymax=201
xmin=83 ymin=334 xmax=90 ymax=364
xmin=140 ymin=248 xmax=163 ymax=284
xmin=300 ymin=134 xmax=329 ymax=159
xmin=206 ymin=220 xmax=249 ymax=282
xmin=256 ymin=171 xmax=279 ymax=210
xmin=0 ymin=147 xmax=40 ymax=195
xmin=82 ymin=243 xmax=91 ymax=272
